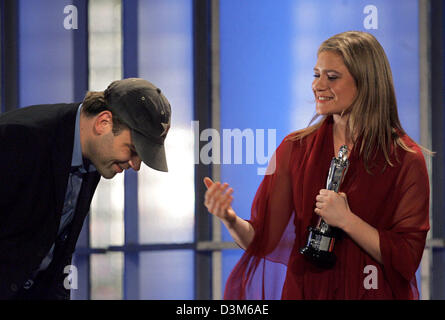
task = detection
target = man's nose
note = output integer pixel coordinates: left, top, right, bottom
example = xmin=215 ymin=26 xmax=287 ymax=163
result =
xmin=129 ymin=156 xmax=142 ymax=171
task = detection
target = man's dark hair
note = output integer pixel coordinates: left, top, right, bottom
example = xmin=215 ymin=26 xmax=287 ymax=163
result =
xmin=82 ymin=91 xmax=128 ymax=135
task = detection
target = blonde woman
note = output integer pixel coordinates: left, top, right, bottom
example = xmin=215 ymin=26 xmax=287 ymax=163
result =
xmin=204 ymin=31 xmax=430 ymax=299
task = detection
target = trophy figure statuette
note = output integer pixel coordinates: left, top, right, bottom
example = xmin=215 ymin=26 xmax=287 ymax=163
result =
xmin=300 ymin=145 xmax=350 ymax=268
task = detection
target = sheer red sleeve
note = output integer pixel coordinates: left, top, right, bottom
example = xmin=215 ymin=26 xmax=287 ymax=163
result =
xmin=224 ymin=137 xmax=297 ymax=299
xmin=378 ymin=146 xmax=430 ymax=299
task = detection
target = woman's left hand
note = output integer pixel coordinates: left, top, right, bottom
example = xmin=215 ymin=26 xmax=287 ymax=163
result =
xmin=314 ymin=189 xmax=353 ymax=230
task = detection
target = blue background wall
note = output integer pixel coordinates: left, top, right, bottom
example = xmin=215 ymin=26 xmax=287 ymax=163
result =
xmin=18 ymin=0 xmax=76 ymax=107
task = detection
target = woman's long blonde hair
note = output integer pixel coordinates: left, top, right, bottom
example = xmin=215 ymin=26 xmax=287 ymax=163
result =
xmin=288 ymin=31 xmax=432 ymax=173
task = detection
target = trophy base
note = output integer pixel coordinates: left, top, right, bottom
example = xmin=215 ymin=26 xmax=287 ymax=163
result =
xmin=299 ymin=245 xmax=336 ymax=269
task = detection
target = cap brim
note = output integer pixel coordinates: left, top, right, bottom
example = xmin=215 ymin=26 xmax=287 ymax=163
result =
xmin=132 ymin=130 xmax=168 ymax=172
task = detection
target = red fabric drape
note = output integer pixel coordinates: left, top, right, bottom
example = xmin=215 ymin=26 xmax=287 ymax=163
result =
xmin=224 ymin=116 xmax=430 ymax=300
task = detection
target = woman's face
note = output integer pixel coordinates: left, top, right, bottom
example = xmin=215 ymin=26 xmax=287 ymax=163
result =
xmin=312 ymin=51 xmax=357 ymax=116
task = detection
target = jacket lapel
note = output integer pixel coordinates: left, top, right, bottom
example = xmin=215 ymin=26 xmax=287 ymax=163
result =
xmin=51 ymin=104 xmax=80 ymax=224
xmin=65 ymin=171 xmax=101 ymax=255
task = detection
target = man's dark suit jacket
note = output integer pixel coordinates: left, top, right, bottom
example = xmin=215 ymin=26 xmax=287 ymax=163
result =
xmin=0 ymin=103 xmax=101 ymax=299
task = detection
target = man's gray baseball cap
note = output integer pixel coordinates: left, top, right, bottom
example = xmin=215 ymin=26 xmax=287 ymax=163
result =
xmin=104 ymin=78 xmax=171 ymax=172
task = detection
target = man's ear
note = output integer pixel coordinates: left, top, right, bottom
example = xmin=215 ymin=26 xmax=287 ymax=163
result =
xmin=93 ymin=111 xmax=113 ymax=135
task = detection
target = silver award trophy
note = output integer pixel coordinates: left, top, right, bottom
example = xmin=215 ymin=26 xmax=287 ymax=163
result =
xmin=300 ymin=145 xmax=350 ymax=268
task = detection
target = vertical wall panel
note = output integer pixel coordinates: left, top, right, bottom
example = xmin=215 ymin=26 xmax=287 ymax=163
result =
xmin=18 ymin=0 xmax=75 ymax=107
xmin=122 ymin=0 xmax=140 ymax=300
xmin=88 ymin=0 xmax=124 ymax=300
xmin=430 ymin=0 xmax=445 ymax=300
xmin=71 ymin=0 xmax=89 ymax=300
xmin=137 ymin=0 xmax=195 ymax=244
xmin=193 ymin=0 xmax=214 ymax=300
xmin=1 ymin=0 xmax=19 ymax=113
xmin=136 ymin=0 xmax=195 ymax=299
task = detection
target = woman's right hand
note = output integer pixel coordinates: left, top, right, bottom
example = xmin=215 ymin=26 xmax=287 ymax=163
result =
xmin=203 ymin=177 xmax=236 ymax=225
xmin=203 ymin=177 xmax=255 ymax=250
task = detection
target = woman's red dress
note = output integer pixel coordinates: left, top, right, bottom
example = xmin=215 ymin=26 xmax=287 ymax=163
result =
xmin=224 ymin=116 xmax=430 ymax=299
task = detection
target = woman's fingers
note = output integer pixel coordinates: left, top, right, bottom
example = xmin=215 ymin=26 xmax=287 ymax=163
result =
xmin=210 ymin=183 xmax=229 ymax=200
xmin=203 ymin=177 xmax=221 ymax=204
xmin=204 ymin=181 xmax=234 ymax=218
xmin=203 ymin=177 xmax=213 ymax=189
xmin=209 ymin=185 xmax=229 ymax=213
xmin=214 ymin=196 xmax=233 ymax=218
xmin=215 ymin=189 xmax=233 ymax=212
xmin=207 ymin=182 xmax=223 ymax=198
xmin=204 ymin=181 xmax=220 ymax=206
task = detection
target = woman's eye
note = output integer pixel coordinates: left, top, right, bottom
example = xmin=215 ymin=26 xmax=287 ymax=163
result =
xmin=328 ymin=75 xmax=338 ymax=80
xmin=313 ymin=74 xmax=320 ymax=78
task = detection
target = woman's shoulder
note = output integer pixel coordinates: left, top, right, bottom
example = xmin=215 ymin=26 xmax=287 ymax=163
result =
xmin=395 ymin=132 xmax=427 ymax=167
xmin=390 ymin=132 xmax=430 ymax=189
xmin=287 ymin=126 xmax=322 ymax=149
xmin=280 ymin=131 xmax=313 ymax=152
xmin=269 ymin=129 xmax=320 ymax=170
